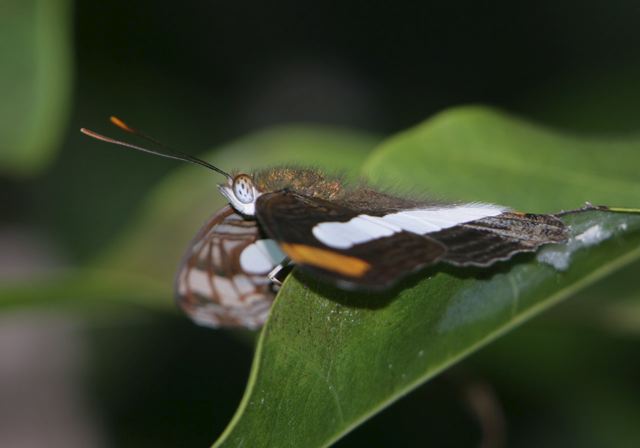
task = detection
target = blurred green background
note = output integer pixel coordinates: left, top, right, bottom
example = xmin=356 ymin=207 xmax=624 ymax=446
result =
xmin=1 ymin=1 xmax=640 ymax=447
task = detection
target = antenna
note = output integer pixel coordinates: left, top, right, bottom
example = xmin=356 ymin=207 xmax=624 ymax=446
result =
xmin=80 ymin=117 xmax=231 ymax=179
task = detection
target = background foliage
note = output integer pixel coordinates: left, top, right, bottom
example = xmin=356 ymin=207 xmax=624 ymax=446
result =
xmin=1 ymin=1 xmax=640 ymax=447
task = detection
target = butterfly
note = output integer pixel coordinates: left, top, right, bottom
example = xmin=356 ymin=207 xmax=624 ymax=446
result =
xmin=82 ymin=117 xmax=569 ymax=329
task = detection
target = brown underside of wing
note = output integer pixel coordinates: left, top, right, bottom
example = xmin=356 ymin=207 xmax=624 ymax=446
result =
xmin=175 ymin=206 xmax=275 ymax=329
xmin=431 ymin=212 xmax=568 ymax=266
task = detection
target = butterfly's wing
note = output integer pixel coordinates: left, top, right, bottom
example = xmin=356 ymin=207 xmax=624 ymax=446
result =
xmin=175 ymin=206 xmax=285 ymax=329
xmin=255 ymin=191 xmax=568 ymax=290
xmin=255 ymin=191 xmax=447 ymax=289
xmin=431 ymin=212 xmax=567 ymax=266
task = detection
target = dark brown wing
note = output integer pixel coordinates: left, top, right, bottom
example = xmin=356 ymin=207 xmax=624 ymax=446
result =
xmin=256 ymin=191 xmax=569 ymax=290
xmin=175 ymin=206 xmax=276 ymax=329
xmin=431 ymin=212 xmax=568 ymax=266
xmin=255 ymin=191 xmax=447 ymax=290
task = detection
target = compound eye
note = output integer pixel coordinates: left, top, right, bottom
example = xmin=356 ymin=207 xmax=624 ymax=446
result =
xmin=232 ymin=174 xmax=255 ymax=204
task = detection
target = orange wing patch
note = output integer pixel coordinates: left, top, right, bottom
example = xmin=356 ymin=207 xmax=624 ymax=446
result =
xmin=280 ymin=243 xmax=371 ymax=278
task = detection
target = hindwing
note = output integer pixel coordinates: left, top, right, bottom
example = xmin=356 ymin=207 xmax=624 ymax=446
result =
xmin=175 ymin=206 xmax=284 ymax=329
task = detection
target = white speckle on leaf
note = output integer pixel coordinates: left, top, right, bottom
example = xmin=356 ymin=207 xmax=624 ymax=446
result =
xmin=418 ymin=350 xmax=424 ymax=357
xmin=537 ymin=247 xmax=572 ymax=270
xmin=575 ymin=224 xmax=611 ymax=245
xmin=537 ymin=224 xmax=613 ymax=271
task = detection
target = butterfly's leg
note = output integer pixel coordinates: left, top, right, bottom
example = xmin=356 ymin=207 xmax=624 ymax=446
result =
xmin=268 ymin=257 xmax=292 ymax=287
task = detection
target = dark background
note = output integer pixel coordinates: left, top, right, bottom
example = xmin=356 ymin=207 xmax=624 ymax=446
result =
xmin=2 ymin=1 xmax=640 ymax=446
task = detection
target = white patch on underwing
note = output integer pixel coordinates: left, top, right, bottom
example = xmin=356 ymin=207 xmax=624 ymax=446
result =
xmin=312 ymin=203 xmax=507 ymax=249
xmin=215 ymin=224 xmax=254 ymax=234
xmin=211 ymin=244 xmax=221 ymax=265
xmin=213 ymin=276 xmax=240 ymax=306
xmin=234 ymin=274 xmax=256 ymax=295
xmin=240 ymin=239 xmax=287 ymax=274
xmin=187 ymin=269 xmax=212 ymax=296
xmin=222 ymin=240 xmax=243 ymax=252
xmin=537 ymin=224 xmax=612 ymax=271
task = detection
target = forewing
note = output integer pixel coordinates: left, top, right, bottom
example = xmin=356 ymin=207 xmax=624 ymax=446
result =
xmin=255 ymin=191 xmax=447 ymax=290
xmin=175 ymin=206 xmax=281 ymax=329
xmin=431 ymin=212 xmax=568 ymax=266
xmin=256 ymin=191 xmax=569 ymax=290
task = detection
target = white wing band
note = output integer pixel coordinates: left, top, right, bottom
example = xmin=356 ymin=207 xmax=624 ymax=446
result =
xmin=312 ymin=204 xmax=507 ymax=249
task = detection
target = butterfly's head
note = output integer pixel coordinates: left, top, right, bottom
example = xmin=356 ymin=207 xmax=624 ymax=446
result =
xmin=219 ymin=173 xmax=261 ymax=216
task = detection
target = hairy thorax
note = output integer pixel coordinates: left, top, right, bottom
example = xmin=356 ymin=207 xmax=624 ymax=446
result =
xmin=251 ymin=166 xmax=428 ymax=213
xmin=252 ymin=167 xmax=346 ymax=201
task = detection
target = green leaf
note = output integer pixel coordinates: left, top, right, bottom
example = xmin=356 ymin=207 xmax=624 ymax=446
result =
xmin=214 ymin=107 xmax=640 ymax=447
xmin=0 ymin=0 xmax=73 ymax=175
xmin=0 ymin=269 xmax=167 ymax=315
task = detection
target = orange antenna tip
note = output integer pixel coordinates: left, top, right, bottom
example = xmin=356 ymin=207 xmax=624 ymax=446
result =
xmin=110 ymin=116 xmax=134 ymax=133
